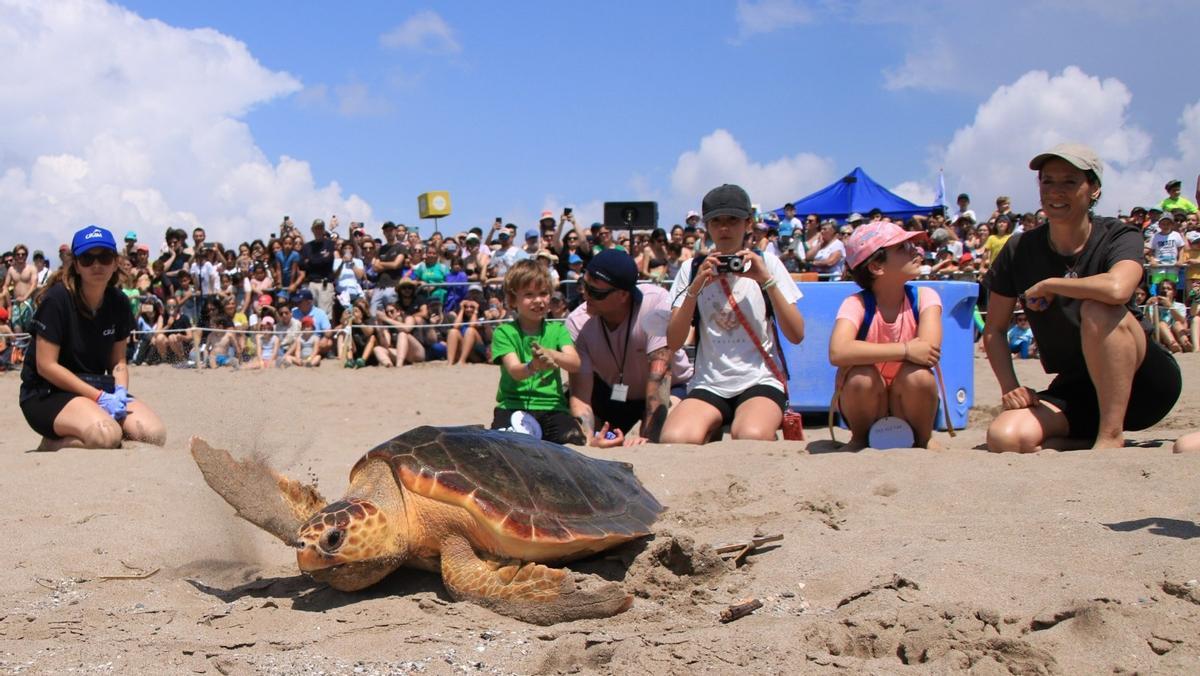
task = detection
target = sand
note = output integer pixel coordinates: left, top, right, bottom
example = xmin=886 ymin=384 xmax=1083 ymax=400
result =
xmin=0 ymin=354 xmax=1197 ymax=675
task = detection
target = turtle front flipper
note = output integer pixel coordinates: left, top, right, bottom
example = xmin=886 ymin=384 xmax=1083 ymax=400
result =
xmin=190 ymin=436 xmax=327 ymax=546
xmin=438 ymin=533 xmax=631 ymax=625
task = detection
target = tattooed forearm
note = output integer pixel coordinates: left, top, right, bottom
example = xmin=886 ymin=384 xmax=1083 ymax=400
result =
xmin=642 ymin=349 xmax=671 ymax=442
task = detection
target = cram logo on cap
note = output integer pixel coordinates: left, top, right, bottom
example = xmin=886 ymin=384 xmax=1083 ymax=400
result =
xmin=84 ymin=229 xmax=104 ymax=240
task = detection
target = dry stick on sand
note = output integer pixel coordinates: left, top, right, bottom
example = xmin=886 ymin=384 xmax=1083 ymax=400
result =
xmin=713 ymin=534 xmax=783 ymax=566
xmin=719 ymin=598 xmax=763 ymax=623
xmin=99 ymin=560 xmax=160 ymax=581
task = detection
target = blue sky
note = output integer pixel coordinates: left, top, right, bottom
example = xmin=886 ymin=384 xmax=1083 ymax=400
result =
xmin=2 ymin=0 xmax=1198 ymax=253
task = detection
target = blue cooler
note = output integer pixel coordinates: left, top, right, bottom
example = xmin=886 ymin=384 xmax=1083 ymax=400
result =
xmin=779 ymin=281 xmax=978 ymax=431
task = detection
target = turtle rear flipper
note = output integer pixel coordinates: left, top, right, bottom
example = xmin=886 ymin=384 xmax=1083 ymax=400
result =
xmin=190 ymin=436 xmax=327 ymax=547
xmin=438 ymin=534 xmax=631 ymax=625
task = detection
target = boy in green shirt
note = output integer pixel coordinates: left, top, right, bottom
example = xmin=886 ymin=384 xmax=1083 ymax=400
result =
xmin=489 ymin=260 xmax=585 ymax=444
xmin=1159 ymin=179 xmax=1198 ymax=214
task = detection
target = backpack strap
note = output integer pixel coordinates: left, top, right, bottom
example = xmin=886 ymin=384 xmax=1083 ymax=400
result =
xmin=856 ymin=283 xmax=920 ymax=341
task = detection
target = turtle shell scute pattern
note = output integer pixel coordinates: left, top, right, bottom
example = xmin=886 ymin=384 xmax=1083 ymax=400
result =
xmin=352 ymin=426 xmax=663 ymax=543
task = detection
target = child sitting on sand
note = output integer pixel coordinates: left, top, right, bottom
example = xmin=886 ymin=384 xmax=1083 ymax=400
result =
xmin=488 ymin=260 xmax=585 ymax=444
xmin=828 ymin=221 xmax=944 ymax=450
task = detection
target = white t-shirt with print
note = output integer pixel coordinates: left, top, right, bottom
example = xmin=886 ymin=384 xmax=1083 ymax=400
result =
xmin=1150 ymin=231 xmax=1185 ymax=265
xmin=669 ymin=251 xmax=802 ymax=398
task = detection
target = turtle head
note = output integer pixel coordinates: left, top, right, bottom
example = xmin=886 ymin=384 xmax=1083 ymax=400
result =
xmin=296 ymin=498 xmax=405 ymax=591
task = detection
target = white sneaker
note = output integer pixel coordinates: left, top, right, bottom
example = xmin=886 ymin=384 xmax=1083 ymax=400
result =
xmin=509 ymin=411 xmax=543 ymax=439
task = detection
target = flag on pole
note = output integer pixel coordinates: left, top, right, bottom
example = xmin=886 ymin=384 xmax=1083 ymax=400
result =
xmin=935 ymin=169 xmax=946 ymax=210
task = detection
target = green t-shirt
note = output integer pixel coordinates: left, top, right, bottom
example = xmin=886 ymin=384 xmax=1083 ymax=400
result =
xmin=1159 ymin=196 xmax=1198 ymax=214
xmin=490 ymin=320 xmax=572 ymax=411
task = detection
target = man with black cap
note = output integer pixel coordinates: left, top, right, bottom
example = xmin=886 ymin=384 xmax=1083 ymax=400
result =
xmin=1159 ymin=178 xmax=1198 ymax=215
xmin=298 ymin=218 xmax=337 ymax=317
xmin=370 ymin=221 xmax=406 ymax=318
xmin=565 ymin=250 xmax=693 ymax=446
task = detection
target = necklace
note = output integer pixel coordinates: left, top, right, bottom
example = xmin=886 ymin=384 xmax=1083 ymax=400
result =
xmin=1048 ymin=221 xmax=1091 ymax=279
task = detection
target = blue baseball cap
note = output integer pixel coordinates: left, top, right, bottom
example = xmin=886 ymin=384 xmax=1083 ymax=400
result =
xmin=72 ymin=225 xmax=118 ymax=257
xmin=124 ymin=230 xmax=138 ymax=242
xmin=524 ymin=228 xmax=540 ymax=240
xmin=585 ymin=249 xmax=642 ymax=303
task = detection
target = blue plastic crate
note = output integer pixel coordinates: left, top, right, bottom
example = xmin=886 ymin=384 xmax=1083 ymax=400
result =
xmin=779 ymin=281 xmax=979 ymax=431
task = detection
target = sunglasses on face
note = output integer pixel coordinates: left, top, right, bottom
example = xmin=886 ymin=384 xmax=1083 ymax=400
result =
xmin=77 ymin=250 xmax=116 ymax=267
xmin=583 ymin=281 xmax=617 ymax=299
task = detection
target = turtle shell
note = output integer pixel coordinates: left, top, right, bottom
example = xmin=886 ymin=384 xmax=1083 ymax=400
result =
xmin=350 ymin=426 xmax=663 ymax=544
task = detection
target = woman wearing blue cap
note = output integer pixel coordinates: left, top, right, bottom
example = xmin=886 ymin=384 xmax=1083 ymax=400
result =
xmin=18 ymin=225 xmax=167 ymax=450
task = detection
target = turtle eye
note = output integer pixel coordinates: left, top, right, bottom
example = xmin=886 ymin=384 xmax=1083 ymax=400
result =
xmin=320 ymin=529 xmax=345 ymax=553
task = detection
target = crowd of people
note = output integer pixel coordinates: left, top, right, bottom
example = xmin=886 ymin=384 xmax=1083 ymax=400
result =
xmin=3 ymin=157 xmax=1197 ymax=453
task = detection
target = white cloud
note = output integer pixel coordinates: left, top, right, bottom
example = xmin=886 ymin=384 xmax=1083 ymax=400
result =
xmin=891 ymin=181 xmax=937 ymax=206
xmin=380 ymin=10 xmax=461 ymax=54
xmin=882 ymin=39 xmax=960 ymax=92
xmin=669 ymin=129 xmax=835 ymax=214
xmin=733 ymin=0 xmax=812 ymax=41
xmin=0 ymin=0 xmax=371 ymax=254
xmin=935 ymin=66 xmax=1196 ymax=214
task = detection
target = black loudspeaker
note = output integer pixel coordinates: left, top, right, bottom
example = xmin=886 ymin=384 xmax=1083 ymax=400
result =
xmin=604 ymin=201 xmax=658 ymax=231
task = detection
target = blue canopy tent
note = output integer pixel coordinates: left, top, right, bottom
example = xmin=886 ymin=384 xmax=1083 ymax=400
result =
xmin=769 ymin=167 xmax=937 ymax=224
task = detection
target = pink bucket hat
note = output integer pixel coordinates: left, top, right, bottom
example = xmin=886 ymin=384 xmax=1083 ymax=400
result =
xmin=845 ymin=221 xmax=922 ymax=269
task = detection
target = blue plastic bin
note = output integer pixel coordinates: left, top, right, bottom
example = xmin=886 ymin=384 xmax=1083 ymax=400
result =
xmin=779 ymin=281 xmax=978 ymax=431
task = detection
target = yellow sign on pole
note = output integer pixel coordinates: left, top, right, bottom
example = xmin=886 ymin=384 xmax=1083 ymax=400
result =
xmin=418 ymin=191 xmax=452 ymax=219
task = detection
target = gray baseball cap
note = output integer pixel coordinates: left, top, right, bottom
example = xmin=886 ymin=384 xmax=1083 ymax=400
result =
xmin=1029 ymin=142 xmax=1103 ymax=185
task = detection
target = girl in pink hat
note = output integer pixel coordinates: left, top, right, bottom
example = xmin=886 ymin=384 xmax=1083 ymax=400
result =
xmin=828 ymin=222 xmax=944 ymax=450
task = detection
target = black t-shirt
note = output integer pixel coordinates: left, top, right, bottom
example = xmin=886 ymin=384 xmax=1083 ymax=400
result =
xmin=376 ymin=242 xmax=406 ymax=288
xmin=301 ymin=239 xmax=336 ymax=283
xmin=158 ymin=249 xmax=192 ymax=293
xmin=398 ymin=289 xmax=429 ymax=316
xmin=984 ymin=216 xmax=1143 ymax=375
xmin=20 ymin=284 xmax=133 ymax=398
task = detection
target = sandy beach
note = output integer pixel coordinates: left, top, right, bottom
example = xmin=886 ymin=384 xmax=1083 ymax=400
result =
xmin=1 ymin=354 xmax=1197 ymax=674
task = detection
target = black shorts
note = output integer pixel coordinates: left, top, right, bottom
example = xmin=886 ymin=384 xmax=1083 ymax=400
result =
xmin=1038 ymin=339 xmax=1181 ymax=439
xmin=489 ymin=408 xmax=586 ymax=445
xmin=686 ymin=383 xmax=788 ymax=428
xmin=590 ymin=375 xmax=645 ymax=434
xmin=20 ymin=389 xmax=81 ymax=439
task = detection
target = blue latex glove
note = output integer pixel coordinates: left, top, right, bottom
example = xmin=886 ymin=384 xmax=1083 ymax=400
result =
xmin=113 ymin=385 xmax=134 ymax=406
xmin=96 ymin=391 xmax=128 ymax=421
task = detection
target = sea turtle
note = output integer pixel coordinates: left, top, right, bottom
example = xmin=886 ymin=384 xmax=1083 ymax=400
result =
xmin=190 ymin=425 xmax=664 ymax=625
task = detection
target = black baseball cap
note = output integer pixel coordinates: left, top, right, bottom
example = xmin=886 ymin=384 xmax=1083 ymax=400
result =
xmin=586 ymin=250 xmax=642 ymax=302
xmin=701 ymin=184 xmax=752 ymax=222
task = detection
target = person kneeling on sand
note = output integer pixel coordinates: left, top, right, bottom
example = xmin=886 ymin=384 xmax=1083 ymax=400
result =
xmin=18 ymin=225 xmax=167 ymax=450
xmin=982 ymin=143 xmax=1182 ymax=452
xmin=828 ymin=222 xmax=943 ymax=451
xmin=659 ymin=184 xmax=805 ymax=444
xmin=488 ymin=260 xmax=585 ymax=444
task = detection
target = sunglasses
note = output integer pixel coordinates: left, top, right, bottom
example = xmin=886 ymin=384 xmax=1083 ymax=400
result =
xmin=583 ymin=281 xmax=617 ymax=299
xmin=77 ymin=250 xmax=116 ymax=267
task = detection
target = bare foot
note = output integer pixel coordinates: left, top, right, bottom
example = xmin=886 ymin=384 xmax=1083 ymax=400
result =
xmin=840 ymin=437 xmax=869 ymax=452
xmin=36 ymin=436 xmax=84 ymax=452
xmin=1090 ymin=435 xmax=1125 ymax=450
xmin=921 ymin=438 xmax=944 ymax=450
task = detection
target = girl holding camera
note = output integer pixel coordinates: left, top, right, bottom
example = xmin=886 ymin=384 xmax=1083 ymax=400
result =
xmin=660 ymin=184 xmax=805 ymax=444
